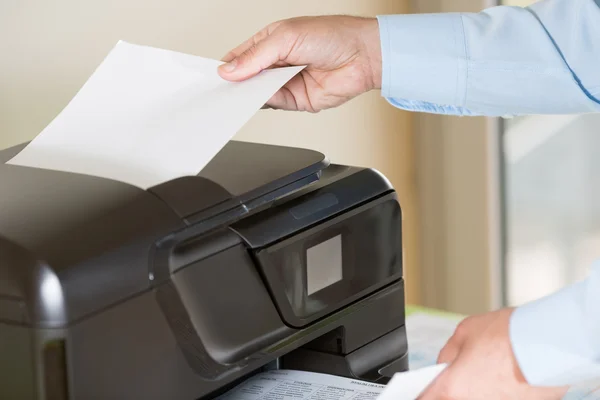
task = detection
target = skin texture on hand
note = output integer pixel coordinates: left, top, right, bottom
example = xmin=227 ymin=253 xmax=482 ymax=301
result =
xmin=217 ymin=16 xmax=382 ymax=112
xmin=418 ymin=308 xmax=569 ymax=400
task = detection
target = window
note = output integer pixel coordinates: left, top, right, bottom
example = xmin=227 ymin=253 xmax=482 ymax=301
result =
xmin=499 ymin=0 xmax=600 ymax=306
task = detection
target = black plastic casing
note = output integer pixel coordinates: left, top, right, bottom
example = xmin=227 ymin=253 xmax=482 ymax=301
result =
xmin=0 ymin=140 xmax=407 ymax=399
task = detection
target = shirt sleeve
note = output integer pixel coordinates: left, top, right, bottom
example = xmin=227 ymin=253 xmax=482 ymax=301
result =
xmin=509 ymin=262 xmax=600 ymax=387
xmin=376 ymin=0 xmax=600 ymax=117
xmin=563 ymin=378 xmax=600 ymax=400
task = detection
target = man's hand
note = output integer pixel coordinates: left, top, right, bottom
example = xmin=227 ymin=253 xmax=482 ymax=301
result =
xmin=217 ymin=16 xmax=381 ymax=112
xmin=419 ymin=308 xmax=568 ymax=400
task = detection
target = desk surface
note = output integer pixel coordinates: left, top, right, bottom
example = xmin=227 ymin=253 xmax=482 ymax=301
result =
xmin=404 ymin=305 xmax=462 ymax=370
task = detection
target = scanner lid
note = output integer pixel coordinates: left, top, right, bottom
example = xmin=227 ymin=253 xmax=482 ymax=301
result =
xmin=0 ymin=140 xmax=327 ymax=326
xmin=149 ymin=140 xmax=329 ymax=222
xmin=0 ymin=139 xmax=328 ymax=226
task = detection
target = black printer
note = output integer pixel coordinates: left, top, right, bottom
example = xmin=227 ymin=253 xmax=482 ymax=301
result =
xmin=0 ymin=140 xmax=408 ymax=399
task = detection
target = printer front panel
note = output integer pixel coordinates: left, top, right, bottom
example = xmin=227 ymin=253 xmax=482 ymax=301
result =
xmin=254 ymin=193 xmax=403 ymax=328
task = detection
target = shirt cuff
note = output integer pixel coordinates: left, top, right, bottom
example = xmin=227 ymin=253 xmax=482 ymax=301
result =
xmin=509 ymin=277 xmax=600 ymax=386
xmin=376 ymin=13 xmax=467 ymax=110
xmin=562 ymin=377 xmax=600 ymax=400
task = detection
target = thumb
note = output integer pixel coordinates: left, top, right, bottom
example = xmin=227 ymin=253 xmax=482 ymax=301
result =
xmin=436 ymin=324 xmax=466 ymax=364
xmin=416 ymin=365 xmax=453 ymax=400
xmin=218 ymin=34 xmax=283 ymax=81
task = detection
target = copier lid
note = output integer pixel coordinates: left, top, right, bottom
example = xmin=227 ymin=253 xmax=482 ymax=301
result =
xmin=0 ymin=140 xmax=327 ymax=326
xmin=0 ymin=140 xmax=328 ymax=233
xmin=149 ymin=140 xmax=328 ymax=221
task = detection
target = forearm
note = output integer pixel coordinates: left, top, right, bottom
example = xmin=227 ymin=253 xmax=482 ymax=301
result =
xmin=377 ymin=0 xmax=600 ymax=116
xmin=510 ymin=261 xmax=600 ymax=387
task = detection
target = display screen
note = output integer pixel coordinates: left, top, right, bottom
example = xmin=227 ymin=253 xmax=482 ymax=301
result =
xmin=306 ymin=235 xmax=343 ymax=295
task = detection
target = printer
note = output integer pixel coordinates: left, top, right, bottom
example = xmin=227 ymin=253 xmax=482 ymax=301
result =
xmin=0 ymin=140 xmax=408 ymax=399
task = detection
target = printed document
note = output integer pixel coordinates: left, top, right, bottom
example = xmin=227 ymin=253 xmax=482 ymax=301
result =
xmin=217 ymin=370 xmax=386 ymax=400
xmin=216 ymin=367 xmax=446 ymax=400
xmin=6 ymin=41 xmax=303 ymax=189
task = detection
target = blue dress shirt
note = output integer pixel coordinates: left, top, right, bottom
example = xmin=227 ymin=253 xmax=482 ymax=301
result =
xmin=378 ymin=0 xmax=600 ymax=117
xmin=377 ymin=0 xmax=600 ymax=393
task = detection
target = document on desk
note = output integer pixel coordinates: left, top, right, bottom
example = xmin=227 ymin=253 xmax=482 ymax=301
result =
xmin=217 ymin=370 xmax=386 ymax=400
xmin=217 ymin=367 xmax=446 ymax=400
xmin=6 ymin=41 xmax=303 ymax=189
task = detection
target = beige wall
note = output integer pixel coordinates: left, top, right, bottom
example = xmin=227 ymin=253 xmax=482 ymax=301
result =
xmin=408 ymin=0 xmax=503 ymax=315
xmin=0 ymin=1 xmax=422 ymax=302
xmin=502 ymin=0 xmax=535 ymax=5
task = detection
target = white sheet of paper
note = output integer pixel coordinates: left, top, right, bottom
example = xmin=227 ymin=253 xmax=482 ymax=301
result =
xmin=216 ymin=369 xmax=386 ymax=399
xmin=377 ymin=364 xmax=447 ymax=400
xmin=6 ymin=40 xmax=304 ymax=189
xmin=215 ymin=366 xmax=447 ymax=400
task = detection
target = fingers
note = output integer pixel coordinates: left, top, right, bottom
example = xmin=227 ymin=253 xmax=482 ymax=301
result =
xmin=260 ymin=91 xmax=288 ymax=110
xmin=437 ymin=320 xmax=468 ymax=364
xmin=421 ymin=341 xmax=460 ymax=399
xmin=260 ymin=74 xmax=320 ymax=112
xmin=437 ymin=331 xmax=463 ymax=364
xmin=437 ymin=341 xmax=460 ymax=365
xmin=420 ymin=321 xmax=470 ymax=400
xmin=417 ymin=367 xmax=454 ymax=400
xmin=221 ymin=25 xmax=271 ymax=63
xmin=218 ymin=22 xmax=288 ymax=81
xmin=416 ymin=365 xmax=472 ymax=400
xmin=259 ymin=87 xmax=298 ymax=111
xmin=419 ymin=349 xmax=471 ymax=400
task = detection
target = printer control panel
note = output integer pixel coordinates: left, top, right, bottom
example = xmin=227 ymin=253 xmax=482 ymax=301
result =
xmin=252 ymin=195 xmax=402 ymax=328
xmin=228 ymin=167 xmax=404 ymax=329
